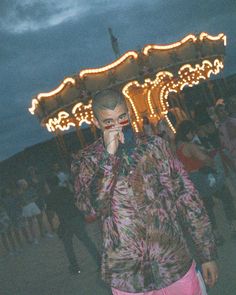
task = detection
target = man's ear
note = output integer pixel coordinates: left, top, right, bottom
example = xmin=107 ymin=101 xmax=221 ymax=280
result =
xmin=93 ymin=117 xmax=101 ymax=129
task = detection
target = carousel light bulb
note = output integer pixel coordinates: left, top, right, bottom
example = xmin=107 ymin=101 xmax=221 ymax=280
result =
xmin=80 ymin=51 xmax=138 ymax=78
xmin=37 ymin=77 xmax=75 ymax=100
xmin=143 ymin=34 xmax=197 ymax=55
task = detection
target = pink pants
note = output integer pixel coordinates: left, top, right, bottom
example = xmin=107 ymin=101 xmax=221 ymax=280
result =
xmin=112 ymin=262 xmax=203 ymax=295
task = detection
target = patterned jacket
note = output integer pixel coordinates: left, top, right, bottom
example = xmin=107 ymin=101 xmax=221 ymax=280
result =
xmin=71 ymin=135 xmax=216 ymax=292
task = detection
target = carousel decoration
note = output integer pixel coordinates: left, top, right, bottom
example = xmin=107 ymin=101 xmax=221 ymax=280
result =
xmin=29 ymin=32 xmax=226 ymax=149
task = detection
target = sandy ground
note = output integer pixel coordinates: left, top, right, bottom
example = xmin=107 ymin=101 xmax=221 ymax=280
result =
xmin=0 ymin=200 xmax=236 ymax=295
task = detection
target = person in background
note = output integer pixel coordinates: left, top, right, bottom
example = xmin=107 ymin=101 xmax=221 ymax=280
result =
xmin=46 ymin=175 xmax=101 ymax=275
xmin=215 ymin=102 xmax=236 ymax=174
xmin=27 ymin=166 xmax=54 ymax=237
xmin=216 ymin=95 xmax=236 ymax=169
xmin=0 ymin=197 xmax=18 ymax=255
xmin=16 ymin=179 xmax=41 ymax=244
xmin=52 ymin=163 xmax=73 ymax=191
xmin=72 ymin=89 xmax=218 ymax=295
xmin=215 ymin=103 xmax=228 ymax=127
xmin=142 ymin=116 xmax=156 ymax=136
xmin=2 ymin=187 xmax=31 ymax=247
xmin=175 ymin=121 xmax=220 ymax=240
xmin=156 ymin=118 xmax=176 ymax=153
xmin=194 ymin=114 xmax=236 ymax=239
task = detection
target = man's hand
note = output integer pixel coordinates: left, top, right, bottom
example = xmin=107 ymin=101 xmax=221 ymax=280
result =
xmin=201 ymin=260 xmax=218 ymax=288
xmin=103 ymin=126 xmax=124 ymax=155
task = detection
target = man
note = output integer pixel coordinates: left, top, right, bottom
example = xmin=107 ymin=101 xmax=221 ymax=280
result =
xmin=71 ymin=89 xmax=218 ymax=294
xmin=46 ymin=175 xmax=100 ymax=274
xmin=52 ymin=162 xmax=73 ymax=191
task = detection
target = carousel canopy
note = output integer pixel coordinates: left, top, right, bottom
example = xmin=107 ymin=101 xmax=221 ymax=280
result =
xmin=29 ymin=32 xmax=226 ymax=133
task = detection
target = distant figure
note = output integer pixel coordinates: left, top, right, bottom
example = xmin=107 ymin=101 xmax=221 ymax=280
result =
xmin=156 ymin=118 xmax=176 ymax=153
xmin=27 ymin=166 xmax=54 ymax=237
xmin=16 ymin=179 xmax=41 ymax=244
xmin=0 ymin=197 xmax=18 ymax=255
xmin=52 ymin=163 xmax=73 ymax=191
xmin=167 ymin=98 xmax=188 ymax=127
xmin=142 ymin=116 xmax=155 ymax=136
xmin=46 ymin=175 xmax=101 ymax=275
xmin=2 ymin=187 xmax=31 ymax=247
xmin=217 ymin=95 xmax=236 ymax=169
xmin=175 ymin=120 xmax=236 ymax=242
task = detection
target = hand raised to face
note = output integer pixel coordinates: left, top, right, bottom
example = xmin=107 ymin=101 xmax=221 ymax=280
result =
xmin=103 ymin=125 xmax=125 ymax=155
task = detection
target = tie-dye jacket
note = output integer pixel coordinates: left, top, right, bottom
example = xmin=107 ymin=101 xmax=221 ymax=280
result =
xmin=71 ymin=135 xmax=216 ymax=293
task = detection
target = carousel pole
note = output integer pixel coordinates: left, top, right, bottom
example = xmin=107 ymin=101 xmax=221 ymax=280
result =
xmin=178 ymin=92 xmax=192 ymax=119
xmin=172 ymin=94 xmax=185 ymax=122
xmin=76 ymin=126 xmax=85 ymax=148
xmin=214 ymin=76 xmax=224 ymax=99
xmin=221 ymin=72 xmax=230 ymax=99
xmin=200 ymin=82 xmax=212 ymax=106
xmin=90 ymin=123 xmax=98 ymax=141
xmin=206 ymin=81 xmax=215 ymax=105
xmin=54 ymin=129 xmax=70 ymax=167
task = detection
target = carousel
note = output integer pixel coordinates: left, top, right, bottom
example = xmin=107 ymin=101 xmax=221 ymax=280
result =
xmin=29 ymin=32 xmax=226 ymax=154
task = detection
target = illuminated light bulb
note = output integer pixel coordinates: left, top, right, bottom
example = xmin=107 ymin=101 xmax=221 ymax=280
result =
xmin=37 ymin=77 xmax=75 ymax=100
xmin=46 ymin=123 xmax=53 ymax=132
xmin=80 ymin=51 xmax=138 ymax=78
xmin=122 ymin=82 xmax=140 ymax=121
xmin=199 ymin=32 xmax=227 ymax=46
xmin=29 ymin=99 xmax=39 ymax=114
xmin=46 ymin=111 xmax=77 ymax=132
xmin=165 ymin=115 xmax=176 ymax=133
xmin=143 ymin=34 xmax=197 ymax=55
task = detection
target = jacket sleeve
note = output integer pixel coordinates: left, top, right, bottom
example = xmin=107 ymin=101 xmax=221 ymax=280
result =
xmin=71 ymin=150 xmax=120 ymax=217
xmin=160 ymin=138 xmax=217 ymax=264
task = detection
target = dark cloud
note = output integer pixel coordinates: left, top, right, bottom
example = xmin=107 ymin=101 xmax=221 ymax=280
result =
xmin=0 ymin=0 xmax=236 ymax=160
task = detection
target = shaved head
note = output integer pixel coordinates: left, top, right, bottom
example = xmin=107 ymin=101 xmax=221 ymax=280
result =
xmin=92 ymin=89 xmax=127 ymax=119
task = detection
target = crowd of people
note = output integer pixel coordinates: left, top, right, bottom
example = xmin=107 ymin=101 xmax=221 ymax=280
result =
xmin=1 ymin=90 xmax=236 ymax=294
xmin=151 ymin=95 xmax=236 ymax=244
xmin=0 ymin=161 xmax=102 ymax=275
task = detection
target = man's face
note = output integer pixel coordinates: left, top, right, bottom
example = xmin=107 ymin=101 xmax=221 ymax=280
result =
xmin=186 ymin=130 xmax=195 ymax=141
xmin=217 ymin=106 xmax=227 ymax=120
xmin=202 ymin=122 xmax=216 ymax=135
xmin=93 ymin=103 xmax=130 ymax=131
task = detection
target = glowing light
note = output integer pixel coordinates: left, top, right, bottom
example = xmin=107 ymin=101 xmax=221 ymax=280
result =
xmin=132 ymin=121 xmax=139 ymax=132
xmin=72 ymin=101 xmax=93 ymax=126
xmin=123 ymin=58 xmax=224 ymax=133
xmin=165 ymin=115 xmax=176 ymax=133
xmin=143 ymin=34 xmax=197 ymax=55
xmin=80 ymin=51 xmax=138 ymax=78
xmin=44 ymin=101 xmax=94 ymax=132
xmin=29 ymin=77 xmax=76 ymax=115
xmin=199 ymin=32 xmax=227 ymax=46
xmin=29 ymin=99 xmax=39 ymax=114
xmin=38 ymin=78 xmax=75 ymax=100
xmin=147 ymin=90 xmax=155 ymax=114
xmin=143 ymin=33 xmax=226 ymax=55
xmin=122 ymin=82 xmax=141 ymax=121
xmin=30 ymin=32 xmax=226 ymax=134
xmin=46 ymin=111 xmax=76 ymax=132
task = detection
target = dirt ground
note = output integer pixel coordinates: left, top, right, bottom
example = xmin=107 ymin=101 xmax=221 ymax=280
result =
xmin=0 ymin=200 xmax=236 ymax=295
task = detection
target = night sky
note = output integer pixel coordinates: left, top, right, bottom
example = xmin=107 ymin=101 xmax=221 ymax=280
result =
xmin=1 ymin=0 xmax=236 ymax=160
